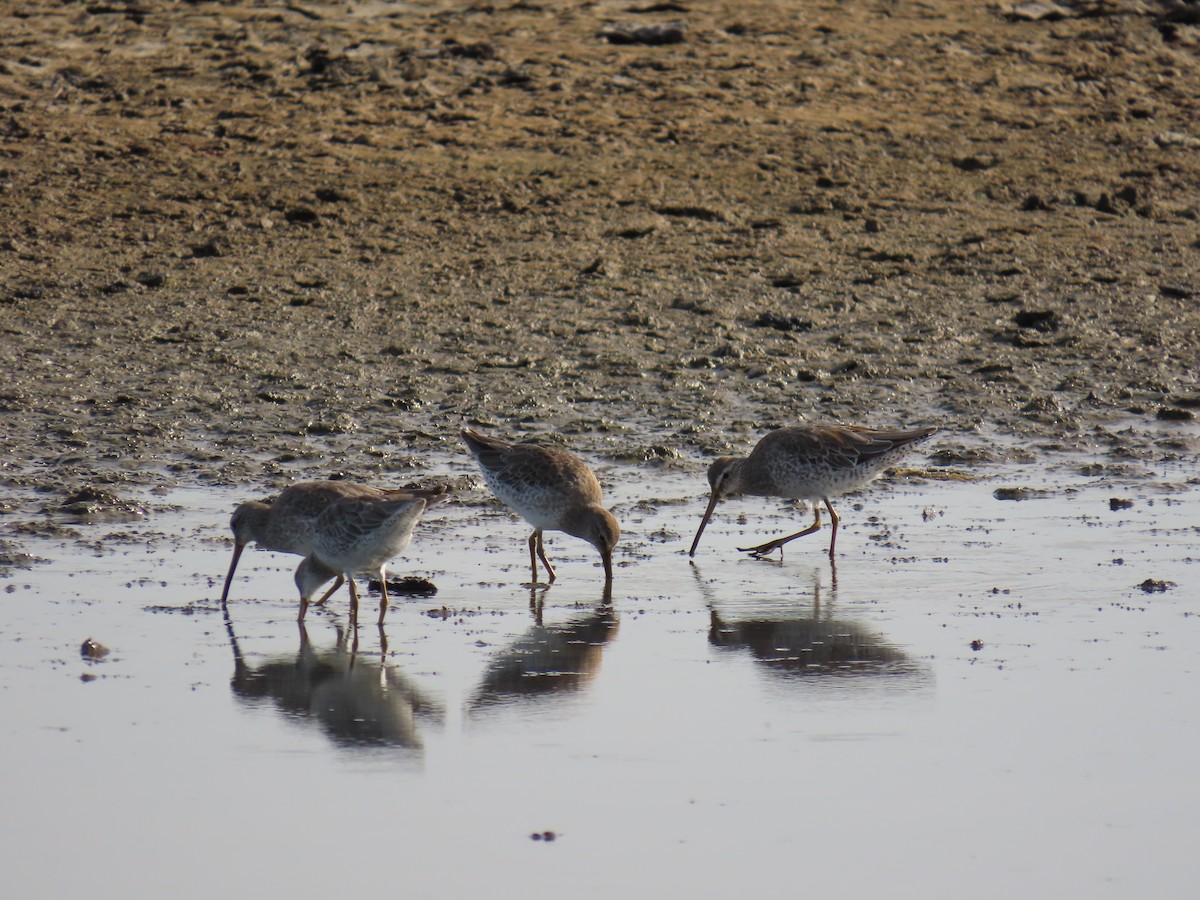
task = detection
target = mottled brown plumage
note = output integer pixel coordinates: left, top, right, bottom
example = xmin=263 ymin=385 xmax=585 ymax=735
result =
xmin=222 ymin=481 xmax=448 ymax=608
xmin=295 ymin=494 xmax=435 ymax=624
xmin=689 ymin=424 xmax=936 ymax=559
xmin=461 ymin=428 xmax=619 ymax=587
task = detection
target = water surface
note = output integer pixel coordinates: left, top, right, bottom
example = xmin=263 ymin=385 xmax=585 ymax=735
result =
xmin=2 ymin=461 xmax=1197 ymax=898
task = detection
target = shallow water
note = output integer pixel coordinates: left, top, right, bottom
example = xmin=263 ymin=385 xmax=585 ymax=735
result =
xmin=2 ymin=458 xmax=1198 ymax=899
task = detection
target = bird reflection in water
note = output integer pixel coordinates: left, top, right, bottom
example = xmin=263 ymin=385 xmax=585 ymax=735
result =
xmin=698 ymin=564 xmax=916 ymax=679
xmin=468 ymin=589 xmax=619 ymax=712
xmin=223 ymin=605 xmax=441 ymax=750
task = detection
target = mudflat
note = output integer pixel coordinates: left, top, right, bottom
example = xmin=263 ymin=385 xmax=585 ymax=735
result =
xmin=2 ymin=0 xmax=1197 ymax=505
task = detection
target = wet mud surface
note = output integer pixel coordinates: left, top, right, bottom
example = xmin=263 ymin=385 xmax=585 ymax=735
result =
xmin=2 ymin=0 xmax=1199 ymax=538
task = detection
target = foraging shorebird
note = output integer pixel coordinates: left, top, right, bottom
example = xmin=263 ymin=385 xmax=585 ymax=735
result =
xmin=222 ymin=481 xmax=447 ymax=612
xmin=689 ymin=424 xmax=936 ymax=559
xmin=460 ymin=428 xmax=619 ymax=587
xmin=295 ymin=490 xmax=443 ymax=624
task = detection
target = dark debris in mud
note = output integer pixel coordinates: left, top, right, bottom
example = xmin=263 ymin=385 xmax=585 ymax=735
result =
xmin=1138 ymin=578 xmax=1177 ymax=593
xmin=144 ymin=602 xmax=220 ymax=615
xmin=0 ymin=539 xmax=43 ymax=570
xmin=81 ymin=638 xmax=110 ymax=660
xmin=993 ymin=487 xmax=1056 ymax=501
xmin=58 ymin=488 xmax=150 ymax=525
xmin=368 ymin=576 xmax=438 ymax=598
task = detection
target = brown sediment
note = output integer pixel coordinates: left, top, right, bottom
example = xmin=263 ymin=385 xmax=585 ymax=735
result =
xmin=0 ymin=0 xmax=1196 ymax=521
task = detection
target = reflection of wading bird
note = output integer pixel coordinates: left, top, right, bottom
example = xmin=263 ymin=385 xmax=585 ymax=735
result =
xmin=222 ymin=481 xmax=447 ymax=608
xmin=223 ymin=606 xmax=440 ymax=750
xmin=295 ymin=488 xmax=447 ymax=624
xmin=708 ymin=607 xmax=909 ymax=677
xmin=460 ymin=428 xmax=620 ymax=589
xmin=689 ymin=424 xmax=937 ymax=559
xmin=469 ymin=597 xmax=618 ymax=712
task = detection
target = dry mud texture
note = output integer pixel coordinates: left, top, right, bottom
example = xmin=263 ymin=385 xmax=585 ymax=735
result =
xmin=2 ymin=0 xmax=1199 ymax=521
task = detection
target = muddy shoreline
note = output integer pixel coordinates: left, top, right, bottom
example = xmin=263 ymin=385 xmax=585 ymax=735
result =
xmin=2 ymin=1 xmax=1198 ymax=541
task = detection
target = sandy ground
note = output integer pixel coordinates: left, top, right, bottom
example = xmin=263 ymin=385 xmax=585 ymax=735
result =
xmin=1 ymin=0 xmax=1198 ymax=552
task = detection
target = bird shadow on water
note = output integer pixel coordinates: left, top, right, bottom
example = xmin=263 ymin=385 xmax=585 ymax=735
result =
xmin=466 ymin=588 xmax=619 ymax=716
xmin=222 ymin=602 xmax=443 ymax=752
xmin=691 ymin=562 xmax=927 ymax=684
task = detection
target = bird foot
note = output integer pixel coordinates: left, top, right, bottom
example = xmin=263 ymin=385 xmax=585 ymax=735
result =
xmin=738 ymin=542 xmax=785 ymax=560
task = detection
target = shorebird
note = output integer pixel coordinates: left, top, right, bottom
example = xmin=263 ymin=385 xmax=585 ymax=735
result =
xmin=295 ymin=492 xmax=437 ymax=624
xmin=461 ymin=428 xmax=620 ymax=587
xmin=688 ymin=424 xmax=936 ymax=559
xmin=221 ymin=481 xmax=447 ymax=608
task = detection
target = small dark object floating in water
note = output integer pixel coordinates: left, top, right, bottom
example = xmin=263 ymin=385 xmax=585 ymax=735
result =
xmin=368 ymin=576 xmax=438 ymax=598
xmin=1138 ymin=579 xmax=1175 ymax=594
xmin=81 ymin=638 xmax=110 ymax=660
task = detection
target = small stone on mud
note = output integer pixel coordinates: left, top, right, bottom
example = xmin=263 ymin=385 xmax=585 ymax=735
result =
xmin=970 ymin=639 xmax=984 ymax=652
xmin=134 ymin=270 xmax=164 ymax=288
xmin=284 ymin=206 xmax=319 ymax=224
xmin=293 ymin=272 xmax=327 ymax=288
xmin=0 ymin=539 xmax=40 ymax=569
xmin=1005 ymin=3 xmax=1075 ymax=22
xmin=1158 ymin=283 xmax=1197 ymax=299
xmin=598 ymin=21 xmax=686 ymax=45
xmin=530 ymin=830 xmax=557 ymax=841
xmin=59 ymin=488 xmax=148 ymax=523
xmin=993 ymin=487 xmax=1052 ymax=501
xmin=1013 ymin=309 xmax=1060 ymax=332
xmin=1156 ymin=407 xmax=1194 ymax=421
xmin=189 ymin=238 xmax=223 ymax=258
xmin=1138 ymin=579 xmax=1176 ymax=593
xmin=953 ymin=153 xmax=1000 ymax=171
xmin=753 ymin=311 xmax=813 ymax=332
xmin=1109 ymin=498 xmax=1134 ymax=511
xmin=368 ymin=576 xmax=437 ymax=597
xmin=1021 ymin=394 xmax=1061 ymax=414
xmin=81 ymin=638 xmax=109 ymax=660
xmin=302 ymin=415 xmax=358 ymax=436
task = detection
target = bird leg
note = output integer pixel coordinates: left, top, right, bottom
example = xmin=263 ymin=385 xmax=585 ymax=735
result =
xmin=377 ymin=573 xmax=389 ymax=626
xmin=823 ymin=497 xmax=840 ymax=556
xmin=527 ymin=530 xmax=556 ymax=585
xmin=739 ymin=501 xmax=826 ymax=559
xmin=348 ymin=577 xmax=360 ymax=625
xmin=310 ymin=574 xmax=345 ymax=608
xmin=536 ymin=531 xmax=556 ymax=584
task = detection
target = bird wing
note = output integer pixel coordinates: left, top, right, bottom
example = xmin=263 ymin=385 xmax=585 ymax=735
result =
xmin=314 ymin=498 xmax=427 ymax=559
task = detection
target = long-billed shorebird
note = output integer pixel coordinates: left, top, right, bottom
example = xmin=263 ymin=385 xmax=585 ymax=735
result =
xmin=221 ymin=481 xmax=447 ymax=608
xmin=688 ymin=424 xmax=936 ymax=559
xmin=295 ymin=491 xmax=440 ymax=624
xmin=461 ymin=428 xmax=620 ymax=587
